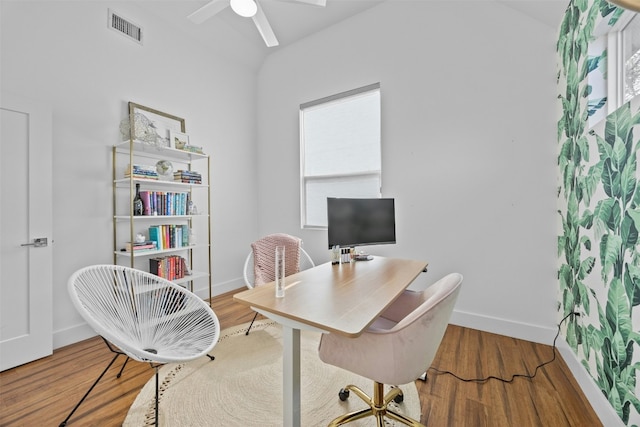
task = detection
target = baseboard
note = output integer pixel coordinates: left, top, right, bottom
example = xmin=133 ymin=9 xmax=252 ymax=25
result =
xmin=53 ymin=323 xmax=97 ymax=350
xmin=450 ymin=309 xmax=556 ymax=344
xmin=210 ymin=277 xmax=245 ymax=296
xmin=191 ymin=277 xmax=244 ymax=300
xmin=557 ymin=338 xmax=623 ymax=426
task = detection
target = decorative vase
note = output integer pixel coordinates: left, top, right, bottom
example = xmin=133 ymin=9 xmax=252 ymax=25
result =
xmin=156 ymin=160 xmax=174 ymax=181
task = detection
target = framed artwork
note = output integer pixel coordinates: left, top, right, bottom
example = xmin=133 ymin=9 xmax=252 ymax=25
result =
xmin=169 ymin=130 xmax=190 ymax=150
xmin=128 ymin=102 xmax=185 ymax=147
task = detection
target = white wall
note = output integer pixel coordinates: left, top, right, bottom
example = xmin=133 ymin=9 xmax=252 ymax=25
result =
xmin=0 ymin=1 xmax=258 ymax=348
xmin=0 ymin=0 xmax=562 ymax=349
xmin=256 ymin=0 xmax=560 ymax=343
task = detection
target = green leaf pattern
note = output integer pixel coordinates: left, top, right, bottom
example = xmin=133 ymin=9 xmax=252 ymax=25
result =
xmin=558 ymin=1 xmax=640 ymax=424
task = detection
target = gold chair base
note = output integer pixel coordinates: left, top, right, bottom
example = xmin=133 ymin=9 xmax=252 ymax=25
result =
xmin=327 ymin=381 xmax=425 ymax=427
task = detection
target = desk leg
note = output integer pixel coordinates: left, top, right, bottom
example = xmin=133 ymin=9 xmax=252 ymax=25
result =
xmin=282 ymin=325 xmax=301 ymax=427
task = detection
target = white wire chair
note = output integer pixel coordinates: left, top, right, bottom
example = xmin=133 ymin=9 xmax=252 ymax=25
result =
xmin=242 ymin=234 xmax=315 ymax=335
xmin=60 ymin=264 xmax=220 ymax=427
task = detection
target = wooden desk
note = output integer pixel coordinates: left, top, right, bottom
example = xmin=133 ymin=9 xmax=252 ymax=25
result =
xmin=233 ymin=256 xmax=428 ymax=427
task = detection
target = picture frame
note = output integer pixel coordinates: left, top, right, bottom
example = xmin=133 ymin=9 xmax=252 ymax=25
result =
xmin=128 ymin=102 xmax=185 ymax=148
xmin=169 ymin=130 xmax=190 ymax=150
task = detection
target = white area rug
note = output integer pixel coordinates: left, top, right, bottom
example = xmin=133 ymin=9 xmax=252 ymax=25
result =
xmin=124 ymin=320 xmax=420 ymax=426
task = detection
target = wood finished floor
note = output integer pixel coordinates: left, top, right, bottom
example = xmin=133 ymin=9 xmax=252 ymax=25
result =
xmin=0 ymin=288 xmax=602 ymax=427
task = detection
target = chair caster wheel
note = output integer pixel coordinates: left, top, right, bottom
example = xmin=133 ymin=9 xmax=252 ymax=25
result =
xmin=393 ymin=392 xmax=404 ymax=404
xmin=338 ymin=388 xmax=350 ymax=401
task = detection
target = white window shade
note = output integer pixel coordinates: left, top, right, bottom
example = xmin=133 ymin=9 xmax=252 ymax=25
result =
xmin=304 ymin=92 xmax=380 ymax=175
xmin=304 ymin=174 xmax=381 ymax=227
xmin=300 ymin=83 xmax=381 ymax=228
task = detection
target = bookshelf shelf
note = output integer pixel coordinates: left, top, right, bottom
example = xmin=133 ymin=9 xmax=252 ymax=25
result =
xmin=113 ymin=102 xmax=211 ymax=303
xmin=126 ymin=270 xmax=208 ymax=295
xmin=173 ymin=270 xmax=208 ymax=286
xmin=114 ymin=244 xmax=209 ymax=258
xmin=114 ymin=215 xmax=209 ymax=221
xmin=113 ymin=178 xmax=209 ymax=189
xmin=113 ymin=140 xmax=208 ymax=162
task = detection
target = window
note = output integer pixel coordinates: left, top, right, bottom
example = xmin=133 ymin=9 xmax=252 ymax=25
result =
xmin=300 ymin=83 xmax=381 ymax=228
xmin=621 ymin=15 xmax=640 ymax=103
xmin=584 ymin=10 xmax=640 ymax=126
xmin=590 ymin=10 xmax=640 ymax=122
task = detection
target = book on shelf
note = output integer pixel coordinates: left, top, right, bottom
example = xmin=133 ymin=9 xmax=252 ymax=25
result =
xmin=177 ymin=145 xmax=204 ymax=154
xmin=148 ymin=224 xmax=190 ymax=250
xmin=181 ymin=224 xmax=189 ymax=246
xmin=128 ymin=163 xmax=157 ymax=173
xmin=140 ymin=191 xmax=152 ymax=215
xmin=123 ymin=240 xmax=157 ymax=252
xmin=125 ymin=173 xmax=158 ymax=180
xmin=173 ymin=170 xmax=202 ymax=184
xmin=130 ymin=191 xmax=189 ymax=216
xmin=125 ymin=164 xmax=158 ymax=180
xmin=174 ymin=170 xmax=201 ymax=177
xmin=149 ymin=226 xmax=162 ymax=250
xmin=149 ymin=255 xmax=188 ymax=281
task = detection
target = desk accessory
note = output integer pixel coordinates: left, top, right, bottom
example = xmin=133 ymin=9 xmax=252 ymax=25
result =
xmin=275 ymin=245 xmax=285 ymax=298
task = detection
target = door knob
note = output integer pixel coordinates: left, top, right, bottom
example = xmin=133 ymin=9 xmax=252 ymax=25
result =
xmin=21 ymin=237 xmax=48 ymax=247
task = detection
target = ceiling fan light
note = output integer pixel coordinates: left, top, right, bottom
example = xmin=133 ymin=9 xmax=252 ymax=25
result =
xmin=230 ymin=0 xmax=258 ymax=18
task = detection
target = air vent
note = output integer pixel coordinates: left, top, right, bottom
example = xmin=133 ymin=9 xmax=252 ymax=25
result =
xmin=108 ymin=9 xmax=143 ymax=44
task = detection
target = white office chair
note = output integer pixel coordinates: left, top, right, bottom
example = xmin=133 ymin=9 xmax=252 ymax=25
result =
xmin=242 ymin=233 xmax=315 ymax=335
xmin=318 ymin=273 xmax=463 ymax=426
xmin=61 ymin=265 xmax=220 ymax=427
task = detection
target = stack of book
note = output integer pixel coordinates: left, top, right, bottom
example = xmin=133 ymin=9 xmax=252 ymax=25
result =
xmin=148 ymin=224 xmax=190 ymax=250
xmin=123 ymin=240 xmax=157 ymax=252
xmin=173 ymin=170 xmax=202 ymax=184
xmin=125 ymin=164 xmax=158 ymax=180
xmin=149 ymin=255 xmax=188 ymax=281
xmin=139 ymin=191 xmax=190 ymax=216
xmin=178 ymin=145 xmax=204 ymax=154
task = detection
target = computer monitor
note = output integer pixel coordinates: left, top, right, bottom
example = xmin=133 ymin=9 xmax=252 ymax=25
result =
xmin=327 ymin=197 xmax=396 ymax=250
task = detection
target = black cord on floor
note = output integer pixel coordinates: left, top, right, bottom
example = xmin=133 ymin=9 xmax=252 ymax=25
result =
xmin=428 ymin=311 xmax=576 ymax=384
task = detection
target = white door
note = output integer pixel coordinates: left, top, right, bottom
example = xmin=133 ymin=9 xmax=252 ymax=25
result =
xmin=0 ymin=93 xmax=53 ymax=371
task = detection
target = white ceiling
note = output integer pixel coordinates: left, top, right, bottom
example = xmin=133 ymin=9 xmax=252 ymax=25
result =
xmin=133 ymin=0 xmax=386 ymax=68
xmin=133 ymin=0 xmax=569 ymax=69
xmin=497 ymin=0 xmax=568 ymax=29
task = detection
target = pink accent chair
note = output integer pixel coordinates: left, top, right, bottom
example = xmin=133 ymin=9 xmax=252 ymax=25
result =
xmin=318 ymin=273 xmax=463 ymax=426
xmin=242 ymin=233 xmax=314 ymax=334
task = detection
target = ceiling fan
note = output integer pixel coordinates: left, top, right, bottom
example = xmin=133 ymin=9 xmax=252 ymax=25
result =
xmin=188 ymin=0 xmax=327 ymax=47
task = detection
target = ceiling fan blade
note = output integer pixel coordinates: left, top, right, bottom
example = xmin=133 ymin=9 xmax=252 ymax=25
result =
xmin=252 ymin=2 xmax=279 ymax=47
xmin=287 ymin=0 xmax=326 ymax=6
xmin=188 ymin=0 xmax=229 ymax=24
